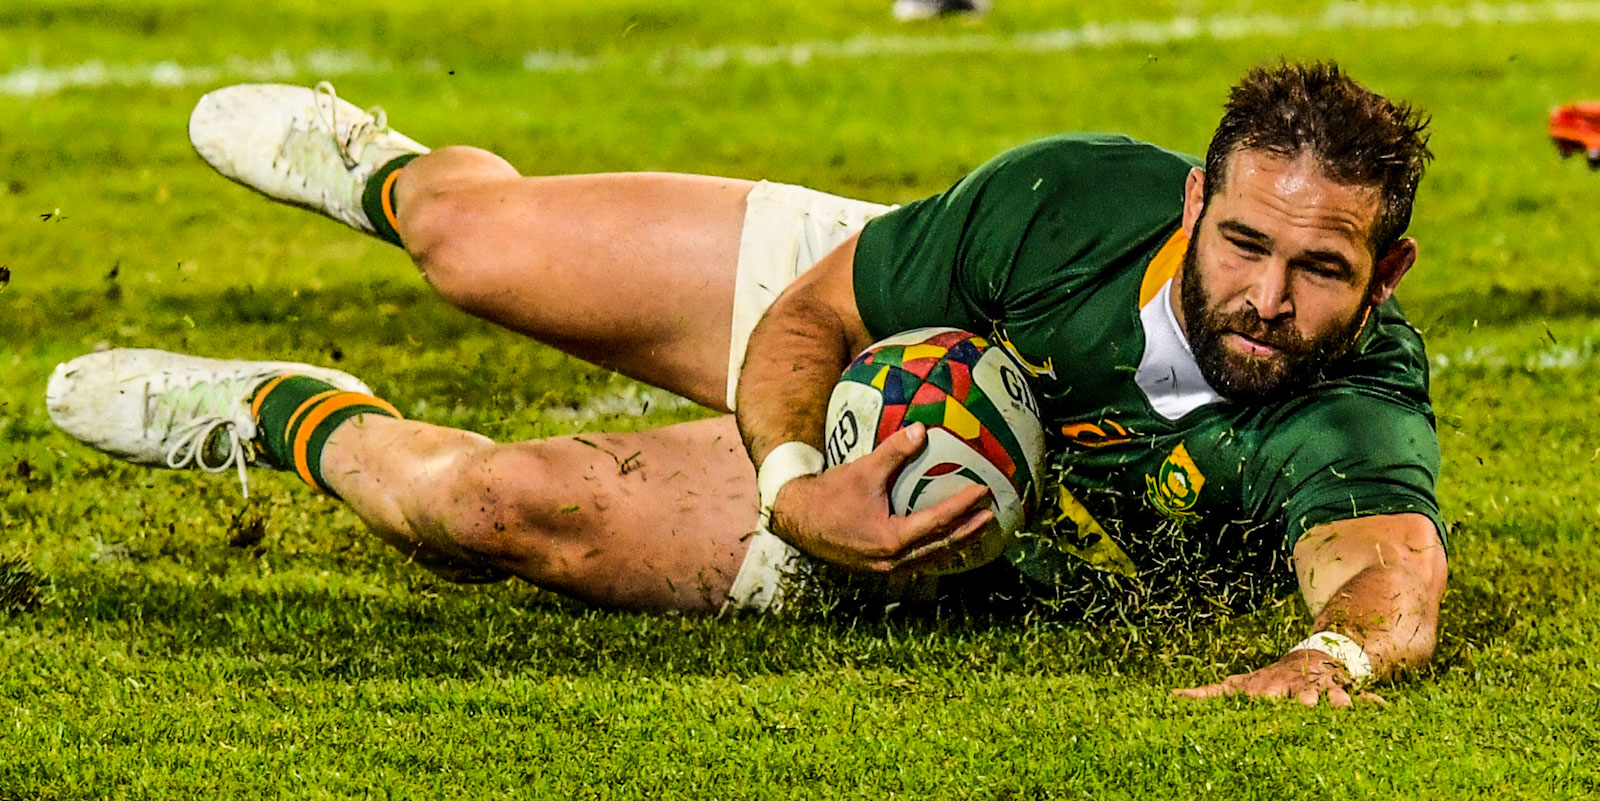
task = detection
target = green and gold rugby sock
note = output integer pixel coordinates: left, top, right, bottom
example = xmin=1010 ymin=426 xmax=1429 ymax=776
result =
xmin=359 ymin=153 xmax=421 ymax=248
xmin=249 ymin=375 xmax=402 ymax=497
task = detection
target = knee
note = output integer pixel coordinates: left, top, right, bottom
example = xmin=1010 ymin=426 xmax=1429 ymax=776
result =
xmin=393 ymin=148 xmax=520 ymax=313
xmin=396 ymin=193 xmax=495 ymax=313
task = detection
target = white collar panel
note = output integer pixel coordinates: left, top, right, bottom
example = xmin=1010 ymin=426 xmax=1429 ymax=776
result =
xmin=1133 ymin=278 xmax=1223 ymax=420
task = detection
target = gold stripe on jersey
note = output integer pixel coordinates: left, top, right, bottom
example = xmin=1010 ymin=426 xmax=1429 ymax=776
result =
xmin=1138 ymin=228 xmax=1190 ymax=308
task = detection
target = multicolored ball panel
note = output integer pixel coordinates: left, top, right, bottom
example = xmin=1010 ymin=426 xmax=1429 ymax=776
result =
xmin=835 ymin=328 xmax=1037 ymax=498
xmin=824 ymin=327 xmax=1047 ymax=574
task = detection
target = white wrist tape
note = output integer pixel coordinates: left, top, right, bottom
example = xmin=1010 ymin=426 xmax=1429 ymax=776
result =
xmin=1287 ymin=630 xmax=1374 ymax=681
xmin=757 ymin=442 xmax=825 ymax=531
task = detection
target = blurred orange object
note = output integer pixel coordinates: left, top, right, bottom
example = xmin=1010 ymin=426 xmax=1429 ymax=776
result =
xmin=1550 ymin=102 xmax=1600 ymax=169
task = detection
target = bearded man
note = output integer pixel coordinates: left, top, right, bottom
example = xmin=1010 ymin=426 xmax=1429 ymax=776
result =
xmin=49 ymin=61 xmax=1446 ymax=707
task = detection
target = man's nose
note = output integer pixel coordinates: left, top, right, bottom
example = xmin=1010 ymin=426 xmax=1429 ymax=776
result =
xmin=1243 ymin=260 xmax=1293 ymax=320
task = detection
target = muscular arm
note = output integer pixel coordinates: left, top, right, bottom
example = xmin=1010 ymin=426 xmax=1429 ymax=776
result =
xmin=735 ymin=234 xmax=993 ymax=573
xmin=1294 ymin=512 xmax=1448 ymax=675
xmin=1176 ymin=512 xmax=1447 ymax=706
xmin=735 ymin=235 xmax=872 ymax=464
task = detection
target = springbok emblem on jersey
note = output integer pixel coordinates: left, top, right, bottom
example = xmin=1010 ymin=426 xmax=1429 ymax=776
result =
xmin=1146 ymin=442 xmax=1206 ymax=522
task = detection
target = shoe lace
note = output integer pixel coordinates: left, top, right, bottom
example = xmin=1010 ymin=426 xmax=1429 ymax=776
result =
xmin=148 ymin=375 xmax=267 ymax=498
xmin=313 ymin=81 xmax=389 ymax=170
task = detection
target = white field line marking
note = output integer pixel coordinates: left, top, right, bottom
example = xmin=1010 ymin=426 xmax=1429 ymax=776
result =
xmin=1432 ymin=339 xmax=1600 ymax=372
xmin=630 ymin=0 xmax=1600 ymax=72
xmin=4 ymin=0 xmax=1597 ymax=99
xmin=0 ymin=50 xmax=389 ymax=99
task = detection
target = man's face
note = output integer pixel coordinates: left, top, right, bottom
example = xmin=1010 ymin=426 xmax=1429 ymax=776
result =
xmin=1176 ymin=149 xmax=1398 ymax=402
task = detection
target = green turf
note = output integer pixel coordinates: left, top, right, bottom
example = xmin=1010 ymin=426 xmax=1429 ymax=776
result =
xmin=5 ymin=0 xmax=1600 ymax=796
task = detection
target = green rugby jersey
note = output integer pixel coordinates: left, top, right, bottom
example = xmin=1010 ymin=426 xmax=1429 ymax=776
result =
xmin=852 ymin=134 xmax=1443 ymax=616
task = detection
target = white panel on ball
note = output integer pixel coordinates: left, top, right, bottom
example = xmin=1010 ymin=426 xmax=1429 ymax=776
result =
xmin=968 ymin=347 xmax=1047 ymax=505
xmin=888 ymin=428 xmax=1022 ymax=574
xmin=823 ymin=380 xmax=884 ymax=468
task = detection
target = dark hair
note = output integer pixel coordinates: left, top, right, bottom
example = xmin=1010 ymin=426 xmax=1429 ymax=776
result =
xmin=1203 ymin=61 xmax=1432 ymax=255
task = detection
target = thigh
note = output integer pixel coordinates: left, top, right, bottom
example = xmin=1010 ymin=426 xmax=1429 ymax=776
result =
xmin=404 ymin=164 xmax=754 ymax=409
xmin=400 ymin=154 xmax=889 ymax=412
xmin=482 ymin=415 xmax=759 ymax=611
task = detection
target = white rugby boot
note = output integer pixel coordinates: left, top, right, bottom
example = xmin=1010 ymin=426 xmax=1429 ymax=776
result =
xmin=46 ymin=349 xmax=371 ymax=497
xmin=188 ymin=81 xmax=429 ymax=235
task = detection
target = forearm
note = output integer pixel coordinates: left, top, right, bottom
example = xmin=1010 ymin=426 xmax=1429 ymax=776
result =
xmin=1175 ymin=515 xmax=1447 ymax=705
xmin=1305 ymin=555 xmax=1442 ymax=677
xmin=726 ymin=235 xmax=987 ymax=570
xmin=733 ymin=234 xmax=872 ymax=467
xmin=1294 ymin=513 xmax=1449 ymax=679
xmin=734 ymin=289 xmax=856 ymax=465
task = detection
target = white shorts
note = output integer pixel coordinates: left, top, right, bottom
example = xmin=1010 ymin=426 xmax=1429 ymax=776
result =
xmin=724 ymin=181 xmax=894 ymax=410
xmin=723 ymin=181 xmax=894 ymax=612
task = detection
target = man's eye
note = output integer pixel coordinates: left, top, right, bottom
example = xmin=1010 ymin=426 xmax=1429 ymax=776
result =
xmin=1297 ymin=262 xmax=1345 ymax=280
xmin=1229 ymin=239 xmax=1268 ymax=256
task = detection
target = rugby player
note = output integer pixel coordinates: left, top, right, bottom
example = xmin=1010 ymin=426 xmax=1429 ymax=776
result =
xmin=47 ymin=61 xmax=1447 ymax=707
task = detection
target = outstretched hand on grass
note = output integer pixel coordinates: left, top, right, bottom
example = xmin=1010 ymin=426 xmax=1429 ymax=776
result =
xmin=1172 ymin=648 xmax=1387 ymax=708
xmin=770 ymin=423 xmax=995 ymax=574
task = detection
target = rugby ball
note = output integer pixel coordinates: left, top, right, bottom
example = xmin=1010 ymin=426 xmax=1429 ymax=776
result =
xmin=823 ymin=327 xmax=1046 ymax=574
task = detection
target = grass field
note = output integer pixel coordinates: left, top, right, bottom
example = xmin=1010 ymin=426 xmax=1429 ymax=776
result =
xmin=5 ymin=0 xmax=1600 ymax=796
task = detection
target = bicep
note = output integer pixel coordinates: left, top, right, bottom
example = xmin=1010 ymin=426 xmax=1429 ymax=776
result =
xmin=1292 ymin=513 xmax=1447 ymax=617
xmin=770 ymin=232 xmax=874 ymax=356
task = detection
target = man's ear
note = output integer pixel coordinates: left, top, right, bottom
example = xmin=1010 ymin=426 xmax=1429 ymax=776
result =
xmin=1369 ymin=237 xmax=1418 ymax=306
xmin=1181 ymin=168 xmax=1206 ymax=237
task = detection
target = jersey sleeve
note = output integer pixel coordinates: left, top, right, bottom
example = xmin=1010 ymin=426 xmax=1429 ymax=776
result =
xmin=850 ymin=149 xmax=1040 ymax=339
xmin=1246 ymin=390 xmax=1445 ymax=549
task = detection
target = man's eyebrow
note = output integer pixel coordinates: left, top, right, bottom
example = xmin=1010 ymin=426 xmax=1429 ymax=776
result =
xmin=1217 ymin=219 xmax=1357 ymax=275
xmin=1296 ymin=249 xmax=1356 ymax=275
xmin=1217 ymin=220 xmax=1269 ymax=242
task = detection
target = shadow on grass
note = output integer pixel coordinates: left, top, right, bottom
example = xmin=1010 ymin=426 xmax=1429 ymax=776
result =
xmin=8 ymin=526 xmax=1578 ymax=688
xmin=1410 ymin=284 xmax=1600 ymax=331
xmin=1427 ymin=534 xmax=1589 ymax=677
xmin=0 ymin=555 xmax=42 ymax=616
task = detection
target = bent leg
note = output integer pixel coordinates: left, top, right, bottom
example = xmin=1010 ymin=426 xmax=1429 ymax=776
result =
xmin=320 ymin=413 xmax=757 ymax=612
xmin=391 ymin=148 xmax=753 ymax=411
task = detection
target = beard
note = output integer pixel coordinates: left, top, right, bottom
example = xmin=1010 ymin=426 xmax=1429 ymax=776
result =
xmin=1178 ymin=241 xmax=1369 ymax=404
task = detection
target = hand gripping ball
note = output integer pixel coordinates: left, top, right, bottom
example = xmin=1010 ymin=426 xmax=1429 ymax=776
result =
xmin=823 ymin=327 xmax=1046 ymax=574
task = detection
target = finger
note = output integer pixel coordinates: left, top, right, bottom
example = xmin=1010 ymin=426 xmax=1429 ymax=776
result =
xmin=1171 ymin=684 xmax=1227 ymax=700
xmin=896 ymin=483 xmax=993 ymax=538
xmin=1220 ymin=673 xmax=1251 ymax=694
xmin=1296 ymin=686 xmax=1321 ymax=707
xmin=855 ymin=493 xmax=991 ymax=574
xmin=1235 ymin=675 xmax=1290 ymax=700
xmin=1327 ymin=686 xmax=1353 ymax=709
xmin=889 ymin=507 xmax=996 ymax=570
xmin=1357 ymin=691 xmax=1390 ymax=708
xmin=1178 ymin=672 xmax=1251 ymax=699
xmin=905 ymin=500 xmax=994 ymax=549
xmin=860 ymin=423 xmax=929 ymax=480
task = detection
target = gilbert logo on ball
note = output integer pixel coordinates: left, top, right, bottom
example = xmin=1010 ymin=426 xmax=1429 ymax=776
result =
xmin=824 ymin=327 xmax=1047 ymax=574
